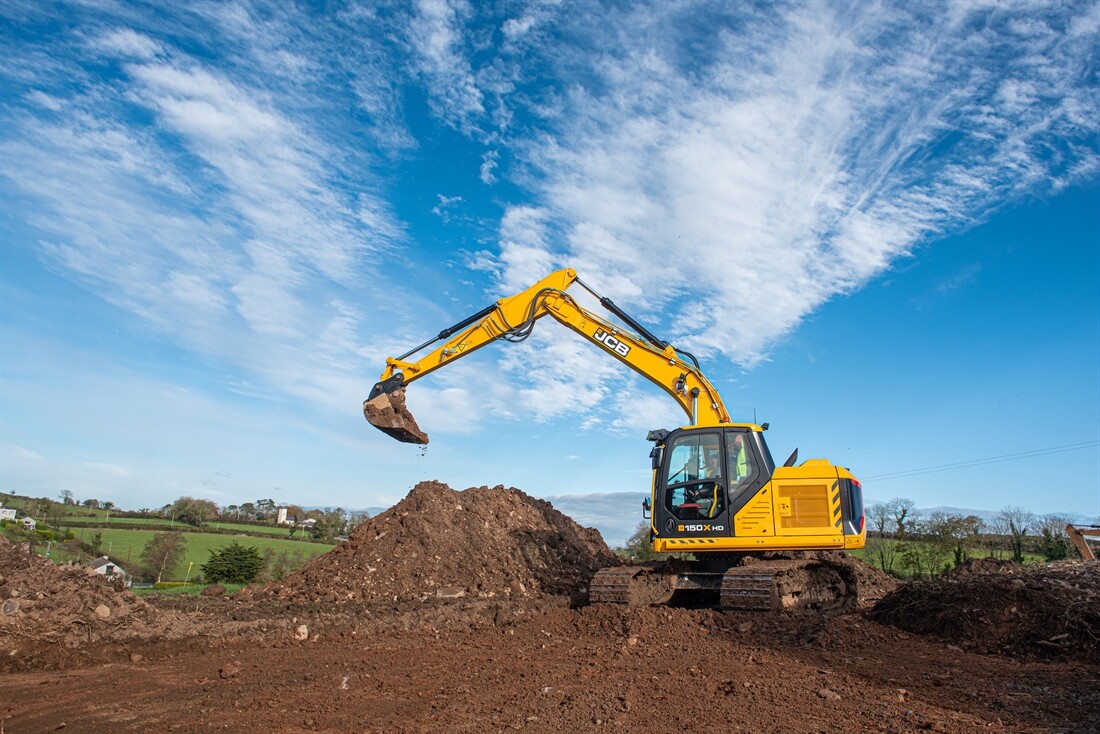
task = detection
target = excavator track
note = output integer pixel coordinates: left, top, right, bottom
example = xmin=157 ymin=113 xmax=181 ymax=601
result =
xmin=720 ymin=559 xmax=856 ymax=613
xmin=591 ymin=557 xmax=857 ymax=612
xmin=589 ymin=566 xmax=675 ymax=606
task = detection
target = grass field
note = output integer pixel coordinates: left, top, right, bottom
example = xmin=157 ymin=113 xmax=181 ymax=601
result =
xmin=64 ymin=527 xmax=334 ymax=580
xmin=54 ymin=516 xmax=296 ymax=537
xmin=58 ymin=516 xmax=167 ymax=526
xmin=206 ymin=521 xmax=295 ymax=537
xmin=132 ymin=583 xmax=248 ymax=597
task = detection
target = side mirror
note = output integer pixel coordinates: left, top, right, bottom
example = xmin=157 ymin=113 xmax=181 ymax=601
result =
xmin=649 ymin=445 xmax=664 ymax=470
xmin=642 ymin=497 xmax=651 ymax=519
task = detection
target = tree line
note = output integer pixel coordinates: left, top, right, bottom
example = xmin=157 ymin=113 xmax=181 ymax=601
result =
xmin=14 ymin=490 xmax=371 ymax=544
xmin=864 ymin=499 xmax=1077 ymax=577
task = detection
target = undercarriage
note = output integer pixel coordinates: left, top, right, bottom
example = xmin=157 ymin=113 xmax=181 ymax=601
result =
xmin=589 ymin=554 xmax=858 ymax=613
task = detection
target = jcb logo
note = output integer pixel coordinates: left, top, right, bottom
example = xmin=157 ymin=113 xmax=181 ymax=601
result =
xmin=593 ymin=328 xmax=630 ymax=358
xmin=678 ymin=524 xmax=724 ymax=533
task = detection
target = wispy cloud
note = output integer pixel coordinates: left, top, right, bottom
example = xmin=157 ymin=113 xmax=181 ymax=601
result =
xmin=394 ymin=2 xmax=1098 ymax=431
xmin=2 ymin=0 xmax=1097 ymax=449
xmin=484 ymin=2 xmax=1099 ymax=366
xmin=407 ymin=0 xmax=485 ymax=132
xmin=1 ymin=2 xmax=413 ymax=418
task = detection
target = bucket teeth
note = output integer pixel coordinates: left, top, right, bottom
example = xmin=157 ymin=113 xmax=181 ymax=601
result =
xmin=363 ymin=388 xmax=429 ymax=444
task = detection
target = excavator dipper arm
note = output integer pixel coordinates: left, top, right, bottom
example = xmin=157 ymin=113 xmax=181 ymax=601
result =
xmin=364 ymin=267 xmax=731 ymax=442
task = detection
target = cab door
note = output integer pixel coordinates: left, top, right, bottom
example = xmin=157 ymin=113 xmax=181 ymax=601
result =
xmin=654 ymin=430 xmax=731 ymax=539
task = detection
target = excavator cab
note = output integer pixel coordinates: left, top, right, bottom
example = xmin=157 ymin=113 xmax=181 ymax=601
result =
xmin=646 ymin=425 xmax=864 ymax=556
xmin=650 ymin=426 xmax=775 ymax=541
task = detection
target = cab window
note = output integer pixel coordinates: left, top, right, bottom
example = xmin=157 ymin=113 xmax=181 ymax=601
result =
xmin=664 ymin=433 xmax=725 ymax=520
xmin=725 ymin=430 xmax=759 ymax=494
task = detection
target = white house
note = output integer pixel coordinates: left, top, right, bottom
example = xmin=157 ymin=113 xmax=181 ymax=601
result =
xmin=22 ymin=517 xmax=36 ymax=531
xmin=0 ymin=508 xmax=16 ymax=521
xmin=89 ymin=556 xmax=131 ymax=585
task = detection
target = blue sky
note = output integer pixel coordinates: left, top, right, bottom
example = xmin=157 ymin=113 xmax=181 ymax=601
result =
xmin=2 ymin=1 xmax=1098 ymax=546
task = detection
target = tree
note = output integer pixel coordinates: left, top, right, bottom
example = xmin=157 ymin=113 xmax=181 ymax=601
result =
xmin=618 ymin=521 xmax=659 ymax=561
xmin=999 ymin=506 xmax=1037 ymax=562
xmin=285 ymin=504 xmax=306 ymax=524
xmin=346 ymin=511 xmax=371 ymax=535
xmin=59 ymin=490 xmax=74 ymax=506
xmin=984 ymin=514 xmax=1010 ymax=558
xmin=170 ymin=496 xmax=220 ymax=526
xmin=102 ymin=501 xmax=115 ymax=512
xmin=889 ymin=497 xmax=916 ymax=537
xmin=83 ymin=498 xmax=100 ymax=509
xmin=864 ymin=501 xmax=900 ymax=573
xmin=28 ymin=497 xmax=52 ymax=520
xmin=46 ymin=500 xmax=67 ymax=535
xmin=256 ymin=498 xmax=276 ymax=520
xmin=201 ymin=541 xmax=264 ymax=584
xmin=925 ymin=512 xmax=984 ymax=567
xmin=139 ymin=532 xmax=188 ymax=583
xmin=1038 ymin=514 xmax=1072 ymax=561
xmin=238 ymin=502 xmax=257 ymax=520
xmin=308 ymin=507 xmax=347 ymax=542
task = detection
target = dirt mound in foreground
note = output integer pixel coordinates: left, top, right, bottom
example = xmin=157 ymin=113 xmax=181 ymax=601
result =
xmin=0 ymin=538 xmax=158 ymax=650
xmin=869 ymin=560 xmax=1100 ymax=661
xmin=265 ymin=481 xmax=622 ymax=604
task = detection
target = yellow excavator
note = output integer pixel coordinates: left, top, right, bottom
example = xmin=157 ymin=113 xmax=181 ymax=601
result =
xmin=364 ymin=268 xmax=866 ymax=611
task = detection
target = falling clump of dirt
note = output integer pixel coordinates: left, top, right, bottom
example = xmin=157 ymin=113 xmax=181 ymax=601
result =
xmin=264 ymin=481 xmax=622 ymax=605
xmin=869 ymin=560 xmax=1100 ymax=662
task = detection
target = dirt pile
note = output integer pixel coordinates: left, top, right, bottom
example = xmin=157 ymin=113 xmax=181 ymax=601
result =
xmin=265 ymin=481 xmax=622 ymax=604
xmin=802 ymin=551 xmax=898 ymax=605
xmin=843 ymin=555 xmax=898 ymax=604
xmin=947 ymin=557 xmax=1020 ymax=577
xmin=0 ymin=538 xmax=158 ymax=651
xmin=869 ymin=559 xmax=1100 ymax=661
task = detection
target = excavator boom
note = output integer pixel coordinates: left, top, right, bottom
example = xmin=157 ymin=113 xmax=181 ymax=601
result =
xmin=364 ymin=267 xmax=731 ymax=443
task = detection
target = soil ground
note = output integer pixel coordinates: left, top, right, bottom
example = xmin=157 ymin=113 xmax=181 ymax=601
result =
xmin=2 ymin=482 xmax=1097 ymax=734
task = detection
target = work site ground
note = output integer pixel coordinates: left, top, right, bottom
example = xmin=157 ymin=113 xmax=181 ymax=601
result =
xmin=2 ymin=481 xmax=1096 ymax=734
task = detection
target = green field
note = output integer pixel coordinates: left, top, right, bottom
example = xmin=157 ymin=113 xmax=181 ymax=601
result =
xmin=55 ymin=515 xmax=295 ymax=537
xmin=206 ymin=521 xmax=295 ymax=537
xmin=65 ymin=527 xmax=334 ymax=581
xmin=59 ymin=515 xmax=168 ymax=526
xmin=131 ymin=583 xmax=248 ymax=597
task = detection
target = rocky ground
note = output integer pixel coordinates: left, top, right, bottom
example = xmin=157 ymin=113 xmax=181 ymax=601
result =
xmin=2 ymin=481 xmax=1097 ymax=734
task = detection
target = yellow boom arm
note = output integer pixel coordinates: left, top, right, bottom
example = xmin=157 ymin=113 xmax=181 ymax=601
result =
xmin=366 ymin=268 xmax=731 ymax=440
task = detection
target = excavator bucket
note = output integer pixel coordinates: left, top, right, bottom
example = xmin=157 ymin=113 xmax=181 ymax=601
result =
xmin=363 ymin=388 xmax=430 ymax=444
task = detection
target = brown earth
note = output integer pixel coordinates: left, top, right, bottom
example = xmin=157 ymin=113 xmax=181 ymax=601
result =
xmin=869 ymin=559 xmax=1100 ymax=660
xmin=1 ymin=482 xmax=1097 ymax=734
